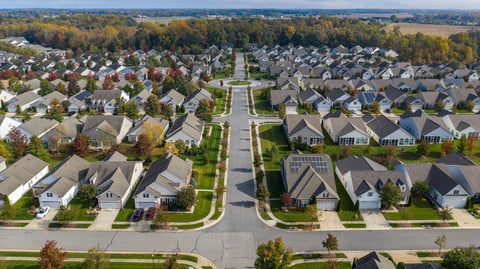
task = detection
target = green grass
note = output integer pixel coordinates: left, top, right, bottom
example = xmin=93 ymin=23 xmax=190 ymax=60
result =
xmin=383 ymin=198 xmax=444 ymax=221
xmin=115 ymin=197 xmax=135 ymax=222
xmin=389 ymin=222 xmax=457 ymax=228
xmin=210 ymin=200 xmax=223 ymax=220
xmin=48 ymin=222 xmax=91 ymax=229
xmin=343 ymin=223 xmax=366 ymax=228
xmin=417 ymin=251 xmax=440 ymax=257
xmin=249 ymin=72 xmax=269 ymax=80
xmin=171 ymin=222 xmax=204 ymax=229
xmin=253 ymin=89 xmax=275 ymax=115
xmin=334 ymin=175 xmax=362 ymax=221
xmin=0 ymin=222 xmax=28 ymax=227
xmin=168 ymin=191 xmax=212 ymax=222
xmin=227 ymin=80 xmax=251 ymax=86
xmin=58 ymin=196 xmax=97 ymax=221
xmin=111 ymin=224 xmax=130 ymax=229
xmin=290 ymin=261 xmax=351 ymax=269
xmin=270 ymin=200 xmax=311 ymax=222
xmin=12 ymin=191 xmax=35 ymax=220
xmin=206 ymin=87 xmax=227 ymax=115
xmin=258 ymin=124 xmax=290 ymax=170
xmin=275 ymin=222 xmax=305 ymax=229
xmin=189 ymin=124 xmax=221 ymax=190
xmin=291 ymin=253 xmax=323 ymax=260
xmin=265 ymin=171 xmax=285 ymax=199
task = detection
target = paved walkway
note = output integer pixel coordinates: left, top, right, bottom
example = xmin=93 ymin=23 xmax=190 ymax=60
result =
xmin=450 ymin=208 xmax=479 ymax=228
xmin=361 ymin=210 xmax=391 ymax=229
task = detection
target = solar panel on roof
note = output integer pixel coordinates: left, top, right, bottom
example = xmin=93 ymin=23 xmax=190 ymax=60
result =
xmin=365 ymin=92 xmax=375 ymax=103
xmin=290 ymin=155 xmax=328 ymax=173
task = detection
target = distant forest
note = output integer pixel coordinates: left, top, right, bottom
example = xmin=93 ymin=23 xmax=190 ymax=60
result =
xmin=0 ymin=14 xmax=479 ymax=64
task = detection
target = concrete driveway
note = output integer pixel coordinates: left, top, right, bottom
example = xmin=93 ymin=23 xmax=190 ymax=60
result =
xmin=450 ymin=208 xmax=480 ymax=228
xmin=361 ymin=210 xmax=391 ymax=229
xmin=88 ymin=209 xmax=120 ymax=231
xmin=25 ymin=208 xmax=58 ymax=229
xmin=320 ymin=211 xmax=345 ymax=230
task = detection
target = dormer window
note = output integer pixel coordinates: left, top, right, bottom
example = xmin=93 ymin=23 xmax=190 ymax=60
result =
xmin=143 ymin=193 xmax=149 ymax=198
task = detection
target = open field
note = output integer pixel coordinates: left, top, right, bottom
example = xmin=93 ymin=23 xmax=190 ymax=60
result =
xmin=385 ymin=23 xmax=480 ymax=37
xmin=134 ymin=17 xmax=192 ymax=25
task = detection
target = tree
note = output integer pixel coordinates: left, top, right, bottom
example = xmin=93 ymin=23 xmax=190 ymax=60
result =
xmin=8 ymin=77 xmax=22 ymax=93
xmin=78 ymin=184 xmax=97 ymax=208
xmin=135 ymin=133 xmax=154 ymax=159
xmin=0 ymin=196 xmax=16 ymax=221
xmin=466 ymin=134 xmax=477 ymax=156
xmin=83 ymin=245 xmax=109 ymax=269
xmin=55 ymin=83 xmax=66 ymax=95
xmin=195 ymin=99 xmax=213 ymax=122
xmin=435 ymin=234 xmax=447 ymax=255
xmin=438 ymin=207 xmax=452 ymax=222
xmin=322 ymin=233 xmax=339 ymax=257
xmin=255 ymin=237 xmax=292 ymax=269
xmin=381 ymin=182 xmax=401 ymax=209
xmin=371 ymin=101 xmax=380 ymax=115
xmin=441 ymin=139 xmax=454 ymax=155
xmin=72 ymin=134 xmax=89 ymax=157
xmin=153 ymin=205 xmax=169 ymax=229
xmin=86 ymin=78 xmax=97 ymax=93
xmin=160 ymin=103 xmax=174 ymax=119
xmin=0 ymin=140 xmax=12 ymax=161
xmin=27 ymin=135 xmax=49 ymax=159
xmin=458 ymin=135 xmax=467 ymax=155
xmin=281 ymin=192 xmax=292 ymax=207
xmin=176 ymin=186 xmax=196 ymax=210
xmin=124 ymin=100 xmax=139 ymax=120
xmin=411 ymin=181 xmax=429 ymax=198
xmin=56 ymin=205 xmax=78 ymax=225
xmin=277 ymin=103 xmax=286 ymax=119
xmin=164 ymin=255 xmax=180 ymax=269
xmin=39 ymin=240 xmax=67 ymax=269
xmin=102 ymin=75 xmax=114 ymax=90
xmin=416 ymin=139 xmax=430 ymax=157
xmin=49 ymin=98 xmax=64 ymax=115
xmin=174 ymin=140 xmax=186 ymax=155
xmin=145 ymin=95 xmax=161 ymax=116
xmin=304 ymin=204 xmax=317 ymax=228
xmin=39 ymin=79 xmax=53 ymax=96
xmin=7 ymin=127 xmax=28 ymax=159
xmin=442 ymin=246 xmax=480 ymax=269
xmin=256 ymin=183 xmax=269 ymax=202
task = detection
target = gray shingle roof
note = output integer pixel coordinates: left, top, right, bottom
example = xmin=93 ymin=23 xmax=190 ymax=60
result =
xmin=427 ymin=164 xmax=458 ymax=195
xmin=270 ymin=90 xmax=297 ymax=106
xmin=284 ymin=114 xmax=323 ymax=137
xmin=39 ymin=155 xmax=90 ymax=196
xmin=19 ymin=117 xmax=58 ymax=137
xmin=0 ymin=154 xmax=48 ymax=197
xmin=353 ymin=251 xmax=396 ymax=269
xmin=336 ymin=155 xmax=387 ymax=175
xmin=166 ymin=112 xmax=204 ymax=142
xmin=81 ymin=115 xmax=131 ymax=139
xmin=350 ymin=170 xmax=409 ymax=197
xmin=367 ymin=115 xmax=404 ymax=138
xmin=436 ymin=152 xmax=476 ymax=166
xmin=86 ymin=160 xmax=142 ymax=197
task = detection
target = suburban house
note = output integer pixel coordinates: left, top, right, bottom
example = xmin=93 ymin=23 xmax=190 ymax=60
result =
xmin=398 ymin=110 xmax=454 ymax=143
xmin=343 ymin=96 xmax=362 ymax=113
xmin=270 ymin=89 xmax=298 ymax=114
xmin=357 ymin=92 xmax=392 ymax=112
xmin=440 ymin=114 xmax=480 ymax=138
xmin=447 ymin=87 xmax=480 ymax=112
xmin=283 ymin=114 xmax=323 ymax=145
xmin=322 ymin=112 xmax=370 ymax=145
xmin=90 ymin=89 xmax=129 ymax=113
xmin=365 ymin=115 xmax=416 ymax=146
xmin=426 ymin=164 xmax=469 ymax=208
xmin=81 ymin=115 xmax=133 ymax=149
xmin=7 ymin=91 xmax=41 ymax=113
xmin=165 ymin=112 xmax=204 ymax=147
xmin=445 ymin=165 xmax=480 ymax=203
xmin=84 ymin=152 xmax=143 ymax=209
xmin=34 ymin=155 xmax=90 ymax=208
xmin=404 ymin=96 xmax=424 ymax=112
xmin=184 ymin=88 xmax=212 ymax=113
xmin=41 ymin=117 xmax=84 ymax=149
xmin=127 ymin=115 xmax=169 ymax=143
xmin=324 ymin=88 xmax=350 ymax=108
xmin=436 ymin=152 xmax=477 ymax=166
xmin=131 ymin=89 xmax=153 ymax=113
xmin=0 ymin=154 xmax=49 ymax=205
xmin=280 ymin=151 xmax=339 ymax=210
xmin=159 ymin=89 xmax=185 ymax=113
xmin=133 ymin=153 xmax=193 ymax=208
xmin=0 ymin=116 xmax=22 ymax=139
xmin=417 ymin=92 xmax=454 ymax=111
xmin=68 ymin=90 xmax=92 ymax=113
xmin=312 ymin=95 xmax=332 ymax=113
xmin=17 ymin=117 xmax=59 ymax=142
xmin=352 ymin=251 xmax=396 ymax=269
xmin=31 ymin=91 xmax=67 ymax=114
xmin=298 ymin=88 xmax=322 ymax=106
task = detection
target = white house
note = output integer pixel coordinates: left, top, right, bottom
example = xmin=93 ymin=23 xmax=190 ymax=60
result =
xmin=0 ymin=116 xmax=22 ymax=139
xmin=427 ymin=164 xmax=469 ymax=208
xmin=323 ymin=112 xmax=370 ymax=145
xmin=366 ymin=115 xmax=416 ymax=146
xmin=398 ymin=110 xmax=454 ymax=143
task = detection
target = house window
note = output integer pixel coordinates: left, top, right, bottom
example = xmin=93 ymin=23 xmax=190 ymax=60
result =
xmin=143 ymin=193 xmax=149 ymax=198
xmin=47 ymin=193 xmax=53 ymax=197
xmin=368 ymin=192 xmax=373 ymax=197
xmin=453 ymin=190 xmax=460 ymax=195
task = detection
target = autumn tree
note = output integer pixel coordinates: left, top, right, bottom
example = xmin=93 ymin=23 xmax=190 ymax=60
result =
xmin=7 ymin=127 xmax=28 ymax=159
xmin=164 ymin=255 xmax=180 ymax=269
xmin=256 ymin=183 xmax=269 ymax=202
xmin=435 ymin=234 xmax=447 ymax=255
xmin=83 ymin=245 xmax=109 ymax=269
xmin=458 ymin=135 xmax=467 ymax=155
xmin=153 ymin=205 xmax=170 ymax=229
xmin=8 ymin=77 xmax=22 ymax=93
xmin=195 ymin=99 xmax=213 ymax=122
xmin=145 ymin=95 xmax=161 ymax=116
xmin=322 ymin=233 xmax=339 ymax=257
xmin=277 ymin=103 xmax=286 ymax=119
xmin=304 ymin=204 xmax=317 ymax=228
xmin=160 ymin=103 xmax=174 ymax=119
xmin=49 ymin=98 xmax=64 ymax=115
xmin=441 ymin=139 xmax=454 ymax=155
xmin=56 ymin=205 xmax=78 ymax=225
xmin=39 ymin=240 xmax=68 ymax=269
xmin=72 ymin=134 xmax=89 ymax=157
xmin=86 ymin=78 xmax=97 ymax=93
xmin=281 ymin=192 xmax=292 ymax=207
xmin=176 ymin=186 xmax=196 ymax=210
xmin=416 ymin=139 xmax=430 ymax=157
xmin=27 ymin=136 xmax=49 ymax=159
xmin=55 ymin=82 xmax=66 ymax=95
xmin=255 ymin=237 xmax=292 ymax=269
xmin=371 ymin=101 xmax=380 ymax=115
xmin=381 ymin=182 xmax=401 ymax=209
xmin=135 ymin=133 xmax=154 ymax=159
xmin=0 ymin=140 xmax=12 ymax=161
xmin=466 ymin=134 xmax=477 ymax=156
xmin=102 ymin=75 xmax=114 ymax=90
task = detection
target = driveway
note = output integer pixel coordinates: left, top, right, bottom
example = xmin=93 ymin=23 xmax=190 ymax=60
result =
xmin=361 ymin=210 xmax=391 ymax=229
xmin=320 ymin=211 xmax=345 ymax=230
xmin=88 ymin=209 xmax=119 ymax=231
xmin=25 ymin=208 xmax=58 ymax=229
xmin=450 ymin=208 xmax=480 ymax=228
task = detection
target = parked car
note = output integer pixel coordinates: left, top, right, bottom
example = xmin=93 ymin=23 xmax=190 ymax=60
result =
xmin=145 ymin=207 xmax=157 ymax=220
xmin=36 ymin=207 xmax=50 ymax=219
xmin=132 ymin=208 xmax=144 ymax=222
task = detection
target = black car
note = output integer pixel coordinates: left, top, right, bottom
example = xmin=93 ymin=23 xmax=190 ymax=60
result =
xmin=145 ymin=207 xmax=157 ymax=220
xmin=132 ymin=208 xmax=144 ymax=222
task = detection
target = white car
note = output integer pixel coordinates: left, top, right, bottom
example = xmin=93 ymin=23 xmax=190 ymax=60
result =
xmin=35 ymin=207 xmax=50 ymax=219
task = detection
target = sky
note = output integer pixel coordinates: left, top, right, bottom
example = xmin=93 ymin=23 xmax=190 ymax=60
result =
xmin=1 ymin=0 xmax=479 ymax=10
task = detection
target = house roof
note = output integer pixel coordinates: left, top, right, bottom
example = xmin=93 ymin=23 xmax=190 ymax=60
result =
xmin=0 ymin=154 xmax=48 ymax=196
xmin=350 ymin=170 xmax=409 ymax=197
xmin=281 ymin=152 xmax=337 ymax=200
xmin=353 ymin=251 xmax=396 ymax=269
xmin=403 ymin=264 xmax=443 ymax=269
xmin=9 ymin=91 xmax=40 ymax=107
xmin=270 ymin=90 xmax=297 ymax=106
xmin=103 ymin=151 xmax=128 ymax=162
xmin=298 ymin=88 xmax=321 ymax=103
xmin=284 ymin=114 xmax=323 ymax=138
xmin=367 ymin=115 xmax=409 ymax=139
xmin=399 ymin=163 xmax=433 ymax=184
xmin=184 ymin=88 xmax=212 ymax=104
xmin=455 ymin=165 xmax=480 ymax=194
xmin=81 ymin=115 xmax=132 ymax=139
xmin=134 ymin=153 xmax=193 ymax=196
xmin=336 ymin=155 xmax=387 ymax=175
xmin=159 ymin=89 xmax=185 ymax=105
xmin=426 ymin=164 xmax=459 ymax=195
xmin=325 ymin=88 xmax=348 ymax=101
xmin=19 ymin=117 xmax=58 ymax=137
xmin=128 ymin=115 xmax=169 ymax=137
xmin=86 ymin=160 xmax=142 ymax=197
xmin=91 ymin=89 xmax=124 ymax=101
xmin=325 ymin=113 xmax=369 ymax=138
xmin=166 ymin=112 xmax=204 ymax=142
xmin=436 ymin=152 xmax=476 ymax=166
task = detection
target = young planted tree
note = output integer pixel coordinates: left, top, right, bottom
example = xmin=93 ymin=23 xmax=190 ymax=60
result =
xmin=145 ymin=95 xmax=161 ymax=117
xmin=72 ymin=134 xmax=89 ymax=157
xmin=416 ymin=139 xmax=430 ymax=157
xmin=381 ymin=182 xmax=401 ymax=209
xmin=56 ymin=205 xmax=78 ymax=226
xmin=195 ymin=99 xmax=213 ymax=122
xmin=153 ymin=206 xmax=169 ymax=229
xmin=78 ymin=184 xmax=97 ymax=208
xmin=304 ymin=204 xmax=318 ymax=228
xmin=27 ymin=135 xmax=49 ymax=160
xmin=441 ymin=139 xmax=454 ymax=155
xmin=438 ymin=207 xmax=452 ymax=223
xmin=322 ymin=233 xmax=339 ymax=257
xmin=39 ymin=240 xmax=67 ymax=269
xmin=164 ymin=255 xmax=180 ymax=269
xmin=255 ymin=237 xmax=292 ymax=269
xmin=176 ymin=186 xmax=196 ymax=210
xmin=411 ymin=181 xmax=430 ymax=198
xmin=256 ymin=183 xmax=269 ymax=203
xmin=277 ymin=103 xmax=286 ymax=119
xmin=83 ymin=245 xmax=109 ymax=269
xmin=435 ymin=234 xmax=447 ymax=255
xmin=442 ymin=246 xmax=480 ymax=269
xmin=135 ymin=133 xmax=154 ymax=159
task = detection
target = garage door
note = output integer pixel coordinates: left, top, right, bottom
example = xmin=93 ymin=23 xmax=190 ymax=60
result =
xmin=40 ymin=201 xmax=62 ymax=209
xmin=136 ymin=202 xmax=156 ymax=209
xmin=317 ymin=201 xmax=336 ymax=211
xmin=99 ymin=201 xmax=121 ymax=209
xmin=360 ymin=201 xmax=380 ymax=209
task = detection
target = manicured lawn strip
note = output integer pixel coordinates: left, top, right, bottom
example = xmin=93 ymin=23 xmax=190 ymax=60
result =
xmin=260 ymin=210 xmax=272 ymax=220
xmin=265 ymin=171 xmax=285 ymax=199
xmin=171 ymin=223 xmax=204 ymax=229
xmin=259 ymin=124 xmax=290 ymax=170
xmin=12 ymin=191 xmax=35 ymax=220
xmin=290 ymin=261 xmax=351 ymax=269
xmin=115 ymin=197 xmax=135 ymax=222
xmin=253 ymin=89 xmax=275 ymax=115
xmin=168 ymin=191 xmax=212 ymax=222
xmin=55 ymin=196 xmax=97 ymax=221
xmin=389 ymin=222 xmax=457 ymax=228
xmin=291 ymin=253 xmax=322 ymax=260
xmin=383 ymin=198 xmax=443 ymax=221
xmin=206 ymin=87 xmax=227 ymax=115
xmin=417 ymin=252 xmax=441 ymax=258
xmin=249 ymin=72 xmax=269 ymax=80
xmin=334 ymin=175 xmax=362 ymax=221
xmin=210 ymin=200 xmax=222 ymax=220
xmin=0 ymin=222 xmax=28 ymax=227
xmin=177 ymin=255 xmax=198 ymax=263
xmin=343 ymin=223 xmax=366 ymax=228
xmin=111 ymin=224 xmax=130 ymax=229
xmin=0 ymin=252 xmax=40 ymax=257
xmin=48 ymin=223 xmax=91 ymax=229
xmin=227 ymin=80 xmax=251 ymax=86
xmin=275 ymin=222 xmax=305 ymax=229
xmin=190 ymin=124 xmax=221 ymax=190
xmin=270 ymin=200 xmax=311 ymax=222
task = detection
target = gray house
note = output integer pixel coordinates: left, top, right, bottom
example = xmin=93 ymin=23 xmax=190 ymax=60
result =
xmin=165 ymin=112 xmax=204 ymax=147
xmin=270 ymin=90 xmax=298 ymax=114
xmin=81 ymin=115 xmax=133 ymax=149
xmin=127 ymin=115 xmax=169 ymax=143
xmin=283 ymin=114 xmax=323 ymax=145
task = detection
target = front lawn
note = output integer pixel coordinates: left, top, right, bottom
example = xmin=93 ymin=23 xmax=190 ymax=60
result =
xmin=290 ymin=262 xmax=351 ymax=269
xmin=253 ymin=89 xmax=275 ymax=115
xmin=60 ymin=196 xmax=97 ymax=221
xmin=334 ymin=176 xmax=362 ymax=221
xmin=12 ymin=191 xmax=35 ymax=220
xmin=258 ymin=124 xmax=290 ymax=170
xmin=227 ymin=80 xmax=251 ymax=86
xmin=114 ymin=197 xmax=135 ymax=222
xmin=265 ymin=171 xmax=285 ymax=199
xmin=270 ymin=200 xmax=311 ymax=222
xmin=206 ymin=87 xmax=227 ymax=115
xmin=383 ymin=198 xmax=444 ymax=221
xmin=168 ymin=191 xmax=212 ymax=222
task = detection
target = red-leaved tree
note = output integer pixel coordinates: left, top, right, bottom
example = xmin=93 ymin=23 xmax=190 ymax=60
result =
xmin=39 ymin=240 xmax=67 ymax=269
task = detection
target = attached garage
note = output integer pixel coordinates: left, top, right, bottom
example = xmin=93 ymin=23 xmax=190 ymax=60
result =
xmin=359 ymin=201 xmax=380 ymax=209
xmin=136 ymin=202 xmax=156 ymax=209
xmin=40 ymin=200 xmax=62 ymax=209
xmin=317 ymin=201 xmax=337 ymax=211
xmin=98 ymin=200 xmax=122 ymax=209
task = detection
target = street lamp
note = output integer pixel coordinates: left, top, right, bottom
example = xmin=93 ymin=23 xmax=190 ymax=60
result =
xmin=151 ymin=254 xmax=154 ymax=269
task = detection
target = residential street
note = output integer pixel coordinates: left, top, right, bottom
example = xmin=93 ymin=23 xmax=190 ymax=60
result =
xmin=2 ymin=53 xmax=480 ymax=269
